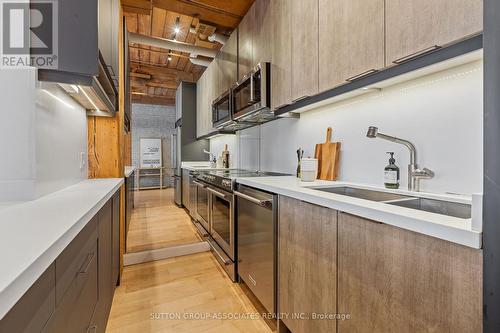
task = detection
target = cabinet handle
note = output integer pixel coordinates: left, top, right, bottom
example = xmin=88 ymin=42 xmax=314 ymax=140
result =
xmin=207 ymin=187 xmax=227 ymax=199
xmin=87 ymin=324 xmax=97 ymax=333
xmin=292 ymin=95 xmax=309 ymax=103
xmin=393 ymin=45 xmax=441 ymax=64
xmin=274 ymin=103 xmax=290 ymax=110
xmin=78 ymin=252 xmax=95 ymax=274
xmin=234 ymin=191 xmax=272 ymax=207
xmin=346 ymin=69 xmax=379 ymax=82
xmin=193 ymin=181 xmax=206 ymax=188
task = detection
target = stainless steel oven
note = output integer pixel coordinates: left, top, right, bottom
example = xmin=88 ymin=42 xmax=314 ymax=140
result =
xmin=206 ymin=182 xmax=236 ymax=281
xmin=232 ymin=62 xmax=274 ymax=123
xmin=193 ymin=179 xmax=210 ymax=232
xmin=212 ymin=89 xmax=232 ymax=128
xmin=207 ymin=185 xmax=234 ymax=260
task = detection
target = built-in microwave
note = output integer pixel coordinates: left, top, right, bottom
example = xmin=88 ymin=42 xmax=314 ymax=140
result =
xmin=212 ymin=89 xmax=232 ymax=129
xmin=232 ymin=62 xmax=274 ymax=123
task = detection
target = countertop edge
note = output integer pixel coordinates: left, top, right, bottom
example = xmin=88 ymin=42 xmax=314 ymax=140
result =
xmin=0 ymin=178 xmax=123 ymax=320
xmin=236 ymin=177 xmax=482 ymax=250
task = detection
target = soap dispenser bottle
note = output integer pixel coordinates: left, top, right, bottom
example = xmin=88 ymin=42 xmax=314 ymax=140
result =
xmin=384 ymin=152 xmax=400 ymax=189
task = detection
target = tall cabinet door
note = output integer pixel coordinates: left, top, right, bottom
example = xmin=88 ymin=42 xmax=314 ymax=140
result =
xmin=196 ymin=72 xmax=206 ymax=138
xmin=337 ymin=212 xmax=482 ymax=332
xmin=279 ymin=196 xmax=337 ymax=333
xmin=253 ymin=0 xmax=273 ymax=65
xmin=319 ymin=0 xmax=384 ymax=91
xmin=271 ymin=0 xmax=292 ymax=110
xmin=386 ymin=0 xmax=483 ymax=64
xmin=291 ymin=0 xmax=319 ymax=102
xmin=238 ymin=4 xmax=255 ymax=80
xmin=218 ymin=29 xmax=238 ymax=93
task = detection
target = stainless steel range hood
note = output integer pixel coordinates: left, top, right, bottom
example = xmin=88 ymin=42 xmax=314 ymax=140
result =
xmin=38 ymin=51 xmax=118 ymax=117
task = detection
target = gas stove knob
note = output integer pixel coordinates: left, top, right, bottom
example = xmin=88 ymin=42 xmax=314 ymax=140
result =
xmin=222 ymin=179 xmax=232 ymax=188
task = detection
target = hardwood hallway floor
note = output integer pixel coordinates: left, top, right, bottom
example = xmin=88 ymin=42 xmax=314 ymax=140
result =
xmin=106 ymin=252 xmax=275 ymax=333
xmin=126 ymin=188 xmax=201 ymax=253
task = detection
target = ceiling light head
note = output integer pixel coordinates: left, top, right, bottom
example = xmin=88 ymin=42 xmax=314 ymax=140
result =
xmin=174 ymin=27 xmax=180 ymax=34
xmin=168 ymin=55 xmax=172 ymax=61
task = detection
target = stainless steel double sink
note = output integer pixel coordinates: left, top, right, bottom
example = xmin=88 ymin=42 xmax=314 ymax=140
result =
xmin=312 ymin=186 xmax=471 ymax=219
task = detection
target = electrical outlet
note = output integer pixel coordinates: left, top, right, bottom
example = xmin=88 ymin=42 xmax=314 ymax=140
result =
xmin=80 ymin=152 xmax=86 ymax=170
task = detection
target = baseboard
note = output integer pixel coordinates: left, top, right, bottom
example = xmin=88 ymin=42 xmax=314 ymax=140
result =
xmin=123 ymin=241 xmax=210 ymax=266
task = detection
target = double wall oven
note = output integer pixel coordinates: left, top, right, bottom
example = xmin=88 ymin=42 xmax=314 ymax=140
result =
xmin=193 ymin=173 xmax=236 ymax=281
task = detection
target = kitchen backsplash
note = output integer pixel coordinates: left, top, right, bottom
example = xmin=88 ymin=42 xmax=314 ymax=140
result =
xmin=209 ymin=135 xmax=239 ymax=169
xmin=213 ymin=59 xmax=483 ymax=195
xmin=0 ymin=68 xmax=88 ymax=201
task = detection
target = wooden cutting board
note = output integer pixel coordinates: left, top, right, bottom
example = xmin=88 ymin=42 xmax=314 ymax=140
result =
xmin=314 ymin=127 xmax=341 ymax=180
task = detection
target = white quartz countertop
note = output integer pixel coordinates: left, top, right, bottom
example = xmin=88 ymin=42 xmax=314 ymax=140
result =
xmin=124 ymin=165 xmax=136 ymax=177
xmin=0 ymin=178 xmax=123 ymax=320
xmin=236 ymin=176 xmax=482 ymax=249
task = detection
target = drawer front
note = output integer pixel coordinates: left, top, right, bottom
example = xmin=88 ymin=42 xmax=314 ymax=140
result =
xmin=0 ymin=264 xmax=55 ymax=333
xmin=47 ymin=241 xmax=99 ymax=333
xmin=55 ymin=215 xmax=98 ymax=304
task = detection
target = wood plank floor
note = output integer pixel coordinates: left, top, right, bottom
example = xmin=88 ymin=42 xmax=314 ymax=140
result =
xmin=126 ymin=189 xmax=201 ymax=253
xmin=106 ymin=252 xmax=275 ymax=333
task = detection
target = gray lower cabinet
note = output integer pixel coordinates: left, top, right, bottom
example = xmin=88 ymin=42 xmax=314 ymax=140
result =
xmin=0 ymin=191 xmax=120 ymax=333
xmin=0 ymin=264 xmax=55 ymax=333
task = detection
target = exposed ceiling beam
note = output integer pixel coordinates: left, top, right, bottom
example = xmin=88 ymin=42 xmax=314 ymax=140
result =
xmin=152 ymin=0 xmax=241 ymax=29
xmin=130 ymin=72 xmax=152 ymax=79
xmin=131 ymin=78 xmax=180 ymax=90
xmin=132 ymin=94 xmax=175 ymax=106
xmin=122 ymin=0 xmax=152 ymax=14
xmin=130 ymin=62 xmax=196 ymax=82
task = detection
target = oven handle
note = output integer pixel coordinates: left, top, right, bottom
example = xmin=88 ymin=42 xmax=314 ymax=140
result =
xmin=208 ymin=240 xmax=231 ymax=266
xmin=207 ymin=187 xmax=227 ymax=198
xmin=193 ymin=180 xmax=206 ymax=188
xmin=234 ymin=191 xmax=272 ymax=207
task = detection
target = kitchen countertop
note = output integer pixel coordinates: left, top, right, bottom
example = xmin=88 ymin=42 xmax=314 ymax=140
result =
xmin=0 ymin=178 xmax=123 ymax=320
xmin=181 ymin=161 xmax=234 ymax=171
xmin=236 ymin=176 xmax=482 ymax=249
xmin=124 ymin=165 xmax=136 ymax=178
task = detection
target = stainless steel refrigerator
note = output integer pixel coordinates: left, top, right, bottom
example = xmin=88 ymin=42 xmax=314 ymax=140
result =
xmin=172 ymin=82 xmax=209 ymax=206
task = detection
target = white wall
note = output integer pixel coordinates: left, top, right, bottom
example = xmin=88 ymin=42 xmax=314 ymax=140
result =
xmin=240 ymin=60 xmax=484 ymax=195
xmin=0 ymin=68 xmax=88 ymax=201
xmin=209 ymin=134 xmax=239 ymax=168
xmin=34 ymin=82 xmax=88 ymax=198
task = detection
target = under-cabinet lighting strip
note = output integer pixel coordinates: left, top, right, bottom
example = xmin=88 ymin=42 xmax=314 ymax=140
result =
xmin=42 ymin=89 xmax=74 ymax=109
xmin=79 ymin=85 xmax=100 ymax=112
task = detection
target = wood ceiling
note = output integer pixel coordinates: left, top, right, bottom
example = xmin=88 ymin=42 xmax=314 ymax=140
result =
xmin=123 ymin=0 xmax=254 ymax=106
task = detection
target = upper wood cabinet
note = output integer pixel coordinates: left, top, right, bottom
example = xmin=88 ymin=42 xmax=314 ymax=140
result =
xmin=271 ymin=0 xmax=292 ymax=110
xmin=279 ymin=196 xmax=337 ymax=333
xmin=337 ymin=212 xmax=482 ymax=332
xmin=238 ymin=4 xmax=255 ymax=80
xmin=253 ymin=0 xmax=273 ymax=65
xmin=319 ymin=0 xmax=385 ymax=91
xmin=386 ymin=0 xmax=483 ymax=64
xmin=291 ymin=0 xmax=319 ymax=102
xmin=218 ymin=29 xmax=238 ymax=93
xmin=196 ymin=62 xmax=218 ymax=138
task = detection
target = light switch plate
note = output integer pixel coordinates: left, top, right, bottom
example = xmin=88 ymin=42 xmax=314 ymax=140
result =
xmin=80 ymin=152 xmax=86 ymax=170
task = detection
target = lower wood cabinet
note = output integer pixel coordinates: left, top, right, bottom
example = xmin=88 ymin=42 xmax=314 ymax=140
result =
xmin=277 ymin=196 xmax=483 ymax=333
xmin=0 ymin=191 xmax=121 ymax=333
xmin=337 ymin=212 xmax=482 ymax=333
xmin=278 ymin=196 xmax=337 ymax=333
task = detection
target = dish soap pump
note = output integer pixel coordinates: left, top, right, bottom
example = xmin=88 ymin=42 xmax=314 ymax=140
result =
xmin=384 ymin=152 xmax=400 ymax=189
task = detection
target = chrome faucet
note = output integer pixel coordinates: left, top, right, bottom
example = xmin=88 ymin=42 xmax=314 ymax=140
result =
xmin=203 ymin=149 xmax=216 ymax=167
xmin=366 ymin=126 xmax=434 ymax=191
